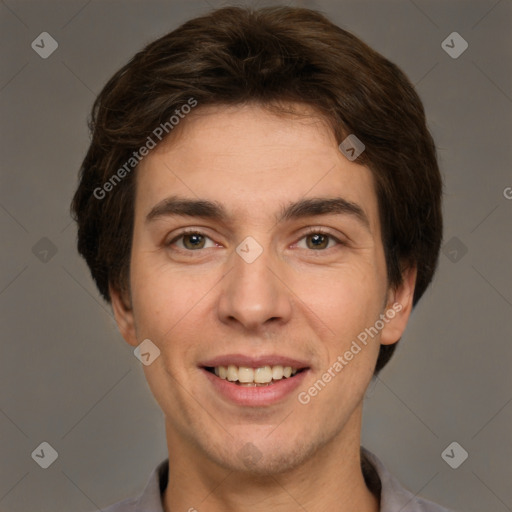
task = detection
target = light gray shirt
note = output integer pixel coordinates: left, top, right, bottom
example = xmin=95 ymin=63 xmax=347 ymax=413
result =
xmin=100 ymin=448 xmax=454 ymax=512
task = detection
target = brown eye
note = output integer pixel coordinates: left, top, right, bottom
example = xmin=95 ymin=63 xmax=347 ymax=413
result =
xmin=166 ymin=230 xmax=218 ymax=252
xmin=305 ymin=233 xmax=330 ymax=250
xmin=296 ymin=230 xmax=342 ymax=251
xmin=182 ymin=233 xmax=206 ymax=250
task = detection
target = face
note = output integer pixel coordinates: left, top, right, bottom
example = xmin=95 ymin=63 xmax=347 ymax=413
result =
xmin=111 ymin=103 xmax=414 ymax=475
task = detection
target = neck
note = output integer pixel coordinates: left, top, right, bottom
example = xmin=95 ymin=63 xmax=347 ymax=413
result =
xmin=162 ymin=410 xmax=379 ymax=512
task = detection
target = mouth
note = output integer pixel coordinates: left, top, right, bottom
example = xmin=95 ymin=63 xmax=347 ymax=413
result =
xmin=204 ymin=365 xmax=305 ymax=386
xmin=200 ymin=356 xmax=310 ymax=406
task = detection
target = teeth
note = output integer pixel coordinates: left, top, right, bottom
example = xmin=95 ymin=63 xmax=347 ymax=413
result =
xmin=238 ymin=367 xmax=254 ymax=383
xmin=272 ymin=365 xmax=283 ymax=380
xmin=227 ymin=364 xmax=238 ymax=382
xmin=254 ymin=366 xmax=272 ymax=383
xmin=212 ymin=364 xmax=300 ymax=384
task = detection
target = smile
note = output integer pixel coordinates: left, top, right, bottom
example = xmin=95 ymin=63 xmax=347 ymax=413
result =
xmin=201 ymin=356 xmax=310 ymax=406
xmin=206 ymin=365 xmax=302 ymax=386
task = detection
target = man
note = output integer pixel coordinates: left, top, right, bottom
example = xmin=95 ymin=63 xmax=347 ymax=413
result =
xmin=72 ymin=5 xmax=451 ymax=511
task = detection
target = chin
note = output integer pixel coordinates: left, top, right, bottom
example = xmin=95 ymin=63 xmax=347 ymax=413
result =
xmin=203 ymin=430 xmax=328 ymax=476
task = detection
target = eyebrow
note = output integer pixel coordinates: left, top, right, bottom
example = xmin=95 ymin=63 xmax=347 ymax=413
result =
xmin=145 ymin=195 xmax=370 ymax=231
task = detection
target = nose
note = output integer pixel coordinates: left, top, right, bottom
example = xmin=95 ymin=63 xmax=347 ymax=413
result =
xmin=216 ymin=240 xmax=293 ymax=333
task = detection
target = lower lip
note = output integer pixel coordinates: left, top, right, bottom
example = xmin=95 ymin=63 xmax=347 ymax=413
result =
xmin=202 ymin=368 xmax=309 ymax=407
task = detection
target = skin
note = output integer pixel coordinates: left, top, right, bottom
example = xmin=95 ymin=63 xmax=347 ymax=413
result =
xmin=110 ymin=103 xmax=416 ymax=512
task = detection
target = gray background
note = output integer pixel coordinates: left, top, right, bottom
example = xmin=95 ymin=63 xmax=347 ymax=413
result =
xmin=1 ymin=0 xmax=511 ymax=511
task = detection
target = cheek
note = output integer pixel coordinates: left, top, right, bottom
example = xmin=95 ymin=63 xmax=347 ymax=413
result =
xmin=129 ymin=254 xmax=220 ymax=353
xmin=296 ymin=262 xmax=385 ymax=334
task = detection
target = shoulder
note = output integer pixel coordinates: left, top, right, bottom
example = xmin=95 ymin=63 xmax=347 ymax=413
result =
xmin=92 ymin=458 xmax=169 ymax=512
xmin=361 ymin=447 xmax=456 ymax=512
xmin=403 ymin=495 xmax=456 ymax=512
xmin=101 ymin=496 xmax=138 ymax=512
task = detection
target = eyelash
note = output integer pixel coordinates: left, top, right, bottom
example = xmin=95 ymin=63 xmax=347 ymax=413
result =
xmin=166 ymin=227 xmax=344 ymax=252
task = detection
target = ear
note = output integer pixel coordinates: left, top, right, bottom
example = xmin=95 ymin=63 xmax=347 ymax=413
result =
xmin=380 ymin=265 xmax=417 ymax=346
xmin=109 ymin=284 xmax=138 ymax=347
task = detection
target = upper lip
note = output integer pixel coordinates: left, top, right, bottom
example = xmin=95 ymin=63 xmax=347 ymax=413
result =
xmin=200 ymin=354 xmax=310 ymax=369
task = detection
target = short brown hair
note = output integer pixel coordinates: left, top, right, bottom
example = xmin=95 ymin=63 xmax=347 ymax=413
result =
xmin=71 ymin=6 xmax=442 ymax=373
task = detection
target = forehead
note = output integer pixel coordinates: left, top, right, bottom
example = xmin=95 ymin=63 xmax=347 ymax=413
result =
xmin=134 ymin=103 xmax=379 ymax=231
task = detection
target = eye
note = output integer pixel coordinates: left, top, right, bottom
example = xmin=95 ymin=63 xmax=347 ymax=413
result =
xmin=296 ymin=229 xmax=342 ymax=250
xmin=168 ymin=230 xmax=217 ymax=251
